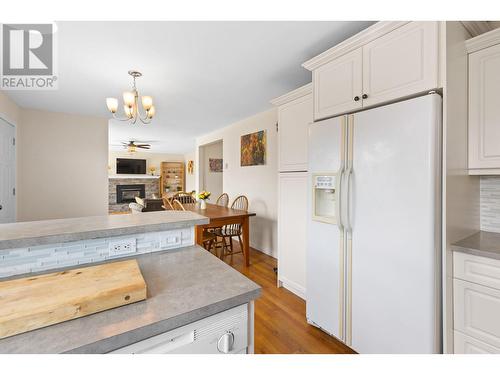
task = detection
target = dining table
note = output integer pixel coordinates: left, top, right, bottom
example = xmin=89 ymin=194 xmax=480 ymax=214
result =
xmin=182 ymin=203 xmax=256 ymax=266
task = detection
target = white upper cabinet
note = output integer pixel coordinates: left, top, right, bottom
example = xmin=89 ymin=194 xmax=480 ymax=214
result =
xmin=467 ymin=29 xmax=500 ymax=174
xmin=303 ymin=21 xmax=440 ymax=120
xmin=271 ymin=84 xmax=313 ymax=172
xmin=362 ymin=21 xmax=439 ymax=107
xmin=313 ymin=49 xmax=363 ymax=120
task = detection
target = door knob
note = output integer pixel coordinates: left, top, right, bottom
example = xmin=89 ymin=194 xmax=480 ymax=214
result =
xmin=362 ymin=94 xmax=368 ymax=99
xmin=217 ymin=331 xmax=235 ymax=353
xmin=0 ymin=204 xmax=3 ymax=210
xmin=353 ymin=96 xmax=360 ymax=101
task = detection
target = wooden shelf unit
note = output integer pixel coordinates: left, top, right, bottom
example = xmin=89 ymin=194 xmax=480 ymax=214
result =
xmin=160 ymin=162 xmax=185 ymax=197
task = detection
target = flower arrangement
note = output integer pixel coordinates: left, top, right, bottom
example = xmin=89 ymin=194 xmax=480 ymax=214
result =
xmin=198 ymin=191 xmax=211 ymax=209
xmin=198 ymin=191 xmax=211 ymax=201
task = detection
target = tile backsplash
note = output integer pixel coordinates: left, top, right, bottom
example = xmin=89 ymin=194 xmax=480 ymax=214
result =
xmin=0 ymin=227 xmax=194 ymax=279
xmin=480 ymin=177 xmax=500 ymax=233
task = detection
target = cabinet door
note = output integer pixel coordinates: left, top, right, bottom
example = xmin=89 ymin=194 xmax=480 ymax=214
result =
xmin=362 ymin=21 xmax=439 ymax=108
xmin=278 ymin=94 xmax=312 ymax=172
xmin=313 ymin=48 xmax=362 ymax=121
xmin=469 ymin=43 xmax=500 ymax=170
xmin=454 ymin=331 xmax=500 ymax=354
xmin=454 ymin=279 xmax=500 ymax=349
xmin=278 ymin=172 xmax=308 ymax=298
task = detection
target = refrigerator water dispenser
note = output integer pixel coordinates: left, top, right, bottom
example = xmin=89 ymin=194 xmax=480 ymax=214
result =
xmin=312 ymin=173 xmax=336 ymax=224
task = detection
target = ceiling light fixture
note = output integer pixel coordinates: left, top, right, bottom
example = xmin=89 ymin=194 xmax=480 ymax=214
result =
xmin=106 ymin=70 xmax=155 ymax=125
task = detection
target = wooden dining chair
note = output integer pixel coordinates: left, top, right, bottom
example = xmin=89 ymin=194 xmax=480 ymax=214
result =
xmin=215 ymin=193 xmax=229 ymax=207
xmin=171 ymin=199 xmax=186 ymax=211
xmin=172 ymin=192 xmax=196 ymax=204
xmin=214 ymin=195 xmax=249 ymax=259
xmin=162 ymin=197 xmax=174 ymax=210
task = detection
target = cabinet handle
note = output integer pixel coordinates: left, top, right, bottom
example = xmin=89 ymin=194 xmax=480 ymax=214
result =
xmin=353 ymin=96 xmax=360 ymax=102
xmin=362 ymin=94 xmax=368 ymax=99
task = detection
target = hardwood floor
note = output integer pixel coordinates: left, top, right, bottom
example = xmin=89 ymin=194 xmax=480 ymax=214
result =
xmin=221 ymin=246 xmax=355 ymax=354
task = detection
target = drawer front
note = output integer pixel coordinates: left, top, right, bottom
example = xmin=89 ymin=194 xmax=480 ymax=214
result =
xmin=454 ymin=251 xmax=500 ymax=289
xmin=454 ymin=331 xmax=500 ymax=354
xmin=454 ymin=279 xmax=500 ymax=348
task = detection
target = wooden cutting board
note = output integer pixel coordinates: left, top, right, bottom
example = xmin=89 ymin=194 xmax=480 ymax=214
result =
xmin=0 ymin=259 xmax=147 ymax=339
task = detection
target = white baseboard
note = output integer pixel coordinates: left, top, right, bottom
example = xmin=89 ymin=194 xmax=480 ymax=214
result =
xmin=250 ymin=243 xmax=276 ymax=259
xmin=279 ymin=276 xmax=306 ymax=300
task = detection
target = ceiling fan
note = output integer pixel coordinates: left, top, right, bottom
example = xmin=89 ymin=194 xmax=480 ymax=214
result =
xmin=122 ymin=141 xmax=151 ymax=153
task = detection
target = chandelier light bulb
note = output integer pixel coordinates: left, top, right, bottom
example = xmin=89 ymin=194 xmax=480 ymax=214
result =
xmin=141 ymin=96 xmax=153 ymax=111
xmin=124 ymin=105 xmax=133 ymax=119
xmin=106 ymin=97 xmax=118 ymax=113
xmin=123 ymin=91 xmax=135 ymax=107
xmin=147 ymin=105 xmax=156 ymax=119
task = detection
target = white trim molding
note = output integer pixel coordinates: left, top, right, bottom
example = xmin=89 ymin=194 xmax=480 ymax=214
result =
xmin=270 ymin=83 xmax=312 ymax=106
xmin=279 ymin=276 xmax=306 ymax=300
xmin=302 ymin=21 xmax=409 ymax=71
xmin=466 ymin=27 xmax=500 ymax=54
xmin=461 ymin=21 xmax=495 ymax=39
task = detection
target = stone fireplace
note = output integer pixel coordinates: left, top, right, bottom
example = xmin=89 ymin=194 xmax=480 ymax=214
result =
xmin=116 ymin=184 xmax=146 ymax=203
xmin=109 ymin=176 xmax=160 ymax=213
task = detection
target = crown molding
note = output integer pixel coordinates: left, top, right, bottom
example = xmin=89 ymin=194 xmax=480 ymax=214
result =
xmin=461 ymin=21 xmax=493 ymax=38
xmin=270 ymin=83 xmax=312 ymax=106
xmin=302 ymin=21 xmax=409 ymax=71
xmin=465 ymin=26 xmax=500 ymax=53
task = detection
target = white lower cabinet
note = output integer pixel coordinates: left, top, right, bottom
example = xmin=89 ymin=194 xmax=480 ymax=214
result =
xmin=110 ymin=303 xmax=252 ymax=354
xmin=454 ymin=331 xmax=500 ymax=354
xmin=453 ymin=252 xmax=500 ymax=353
xmin=278 ymin=172 xmax=308 ymax=299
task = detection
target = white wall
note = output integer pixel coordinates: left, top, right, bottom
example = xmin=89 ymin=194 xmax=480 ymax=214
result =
xmin=199 ymin=140 xmax=223 ymax=199
xmin=184 ymin=151 xmax=196 ymax=193
xmin=17 ymin=108 xmax=109 ymax=221
xmin=108 ymin=150 xmax=184 ymax=175
xmin=196 ymin=108 xmax=278 ymax=257
xmin=0 ymin=91 xmax=20 ymax=125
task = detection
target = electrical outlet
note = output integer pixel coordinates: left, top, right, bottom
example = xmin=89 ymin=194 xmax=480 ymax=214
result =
xmin=108 ymin=238 xmax=137 ymax=256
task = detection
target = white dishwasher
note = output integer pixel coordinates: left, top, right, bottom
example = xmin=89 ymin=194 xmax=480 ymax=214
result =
xmin=110 ymin=304 xmax=249 ymax=354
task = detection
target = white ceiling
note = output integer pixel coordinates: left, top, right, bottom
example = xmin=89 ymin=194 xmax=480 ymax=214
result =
xmin=5 ymin=21 xmax=374 ymax=153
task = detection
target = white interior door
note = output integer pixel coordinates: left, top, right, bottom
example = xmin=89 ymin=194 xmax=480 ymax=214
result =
xmin=0 ymin=117 xmax=16 ymax=223
xmin=348 ymin=94 xmax=441 ymax=353
xmin=307 ymin=116 xmax=346 ymax=340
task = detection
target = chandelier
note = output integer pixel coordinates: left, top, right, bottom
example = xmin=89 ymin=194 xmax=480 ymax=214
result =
xmin=106 ymin=70 xmax=155 ymax=125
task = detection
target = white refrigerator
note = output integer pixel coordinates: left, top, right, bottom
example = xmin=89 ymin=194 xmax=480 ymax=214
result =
xmin=306 ymin=94 xmax=442 ymax=354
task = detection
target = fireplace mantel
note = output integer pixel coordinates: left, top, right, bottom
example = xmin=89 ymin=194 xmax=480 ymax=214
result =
xmin=109 ymin=174 xmax=160 ymax=180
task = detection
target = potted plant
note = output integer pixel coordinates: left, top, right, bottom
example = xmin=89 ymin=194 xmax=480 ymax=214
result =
xmin=197 ymin=191 xmax=211 ymax=210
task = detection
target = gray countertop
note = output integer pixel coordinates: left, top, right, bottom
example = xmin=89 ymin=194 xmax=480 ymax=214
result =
xmin=451 ymin=231 xmax=500 ymax=260
xmin=0 ymin=211 xmax=208 ymax=251
xmin=0 ymin=246 xmax=261 ymax=353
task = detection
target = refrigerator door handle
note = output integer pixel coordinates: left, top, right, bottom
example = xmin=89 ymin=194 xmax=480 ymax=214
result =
xmin=344 ymin=114 xmax=354 ymax=233
xmin=336 ymin=165 xmax=344 ymax=230
xmin=336 ymin=116 xmax=347 ymax=230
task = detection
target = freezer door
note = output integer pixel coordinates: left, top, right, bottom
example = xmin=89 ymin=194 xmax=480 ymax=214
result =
xmin=348 ymin=94 xmax=441 ymax=353
xmin=306 ymin=116 xmax=346 ymax=340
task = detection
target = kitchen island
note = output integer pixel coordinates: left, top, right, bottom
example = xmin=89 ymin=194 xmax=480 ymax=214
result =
xmin=0 ymin=211 xmax=261 ymax=353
